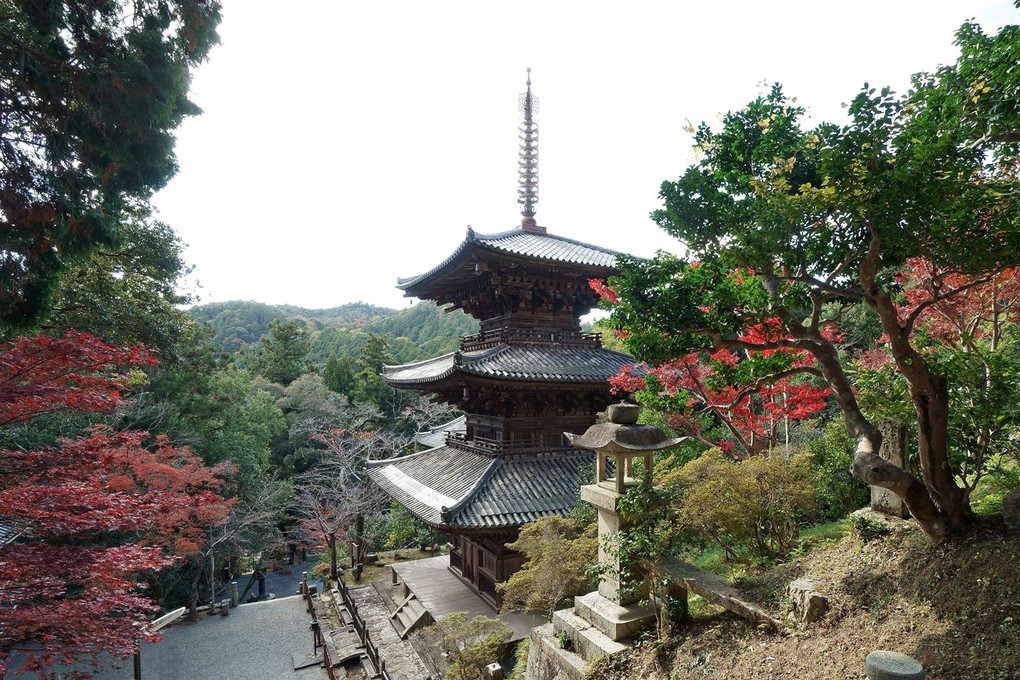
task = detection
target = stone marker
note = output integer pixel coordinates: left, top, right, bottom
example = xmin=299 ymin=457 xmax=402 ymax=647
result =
xmin=871 ymin=422 xmax=911 ymax=519
xmin=786 ymin=578 xmax=829 ymax=624
xmin=1003 ymin=484 xmax=1020 ymax=530
xmin=866 ymin=650 xmax=924 ymax=680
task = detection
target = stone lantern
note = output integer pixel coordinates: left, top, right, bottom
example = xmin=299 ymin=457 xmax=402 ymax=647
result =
xmin=565 ymin=402 xmax=685 ymax=640
xmin=567 ymin=402 xmax=677 ymax=493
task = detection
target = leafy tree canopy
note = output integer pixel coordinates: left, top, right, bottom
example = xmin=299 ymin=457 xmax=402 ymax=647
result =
xmin=245 ymin=319 xmax=311 ymax=386
xmin=0 ymin=0 xmax=221 ymax=330
xmin=0 ymin=333 xmax=229 ymax=676
xmin=39 ymin=210 xmax=197 ymax=358
xmin=604 ymin=17 xmax=1020 ymax=540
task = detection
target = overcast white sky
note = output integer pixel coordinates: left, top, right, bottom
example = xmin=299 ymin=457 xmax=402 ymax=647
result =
xmin=152 ymin=0 xmax=1019 ymax=311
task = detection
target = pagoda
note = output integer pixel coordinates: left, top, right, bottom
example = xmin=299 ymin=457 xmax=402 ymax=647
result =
xmin=365 ymin=72 xmax=633 ymax=608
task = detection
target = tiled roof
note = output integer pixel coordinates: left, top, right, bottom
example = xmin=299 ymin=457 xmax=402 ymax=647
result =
xmin=366 ymin=447 xmax=496 ymax=525
xmin=397 ymin=227 xmax=619 ymax=291
xmin=383 ymin=345 xmax=634 ymax=387
xmin=382 ymin=353 xmax=458 ymax=385
xmin=453 ymin=452 xmax=594 ymax=529
xmin=365 ymin=446 xmax=593 ymax=531
xmin=415 ymin=415 xmax=467 ymax=449
xmin=0 ymin=522 xmax=23 ymax=546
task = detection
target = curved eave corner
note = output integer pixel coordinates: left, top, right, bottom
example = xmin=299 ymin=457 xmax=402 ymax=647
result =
xmin=381 ymin=352 xmax=459 ymax=387
xmin=395 ymin=227 xmax=479 ymax=293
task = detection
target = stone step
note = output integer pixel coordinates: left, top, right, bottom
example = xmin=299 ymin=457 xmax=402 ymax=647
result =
xmin=573 ymin=591 xmax=656 ymax=642
xmin=529 ymin=623 xmax=588 ymax=680
xmin=552 ymin=607 xmax=627 ymax=662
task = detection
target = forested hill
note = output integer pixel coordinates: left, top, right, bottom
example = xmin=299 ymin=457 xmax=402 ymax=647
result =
xmin=188 ymin=300 xmax=479 ymax=364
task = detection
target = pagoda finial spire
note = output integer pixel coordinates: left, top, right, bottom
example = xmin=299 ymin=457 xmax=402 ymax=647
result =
xmin=517 ymin=68 xmax=543 ymax=233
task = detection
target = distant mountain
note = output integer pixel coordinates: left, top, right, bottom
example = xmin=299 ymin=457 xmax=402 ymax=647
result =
xmin=188 ymin=300 xmax=478 ymax=364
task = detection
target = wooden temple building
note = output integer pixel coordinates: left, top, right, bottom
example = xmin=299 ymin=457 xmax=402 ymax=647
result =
xmin=365 ymin=73 xmax=633 ymax=608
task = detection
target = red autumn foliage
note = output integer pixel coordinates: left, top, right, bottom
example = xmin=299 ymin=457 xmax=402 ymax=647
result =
xmin=588 ymin=277 xmax=620 ymax=304
xmin=895 ymin=258 xmax=1020 ymax=349
xmin=610 ymin=321 xmax=832 ymax=458
xmin=0 ymin=332 xmax=155 ymax=427
xmin=0 ymin=334 xmax=229 ymax=677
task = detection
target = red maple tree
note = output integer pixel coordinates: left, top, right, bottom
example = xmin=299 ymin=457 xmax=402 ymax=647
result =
xmin=0 ymin=331 xmax=156 ymax=427
xmin=595 ymin=281 xmax=833 ymax=457
xmin=0 ymin=334 xmax=229 ymax=677
xmin=895 ymin=258 xmax=1020 ymax=351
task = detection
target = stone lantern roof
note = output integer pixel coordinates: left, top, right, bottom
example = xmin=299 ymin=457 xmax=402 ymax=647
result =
xmin=567 ymin=403 xmax=685 ymax=493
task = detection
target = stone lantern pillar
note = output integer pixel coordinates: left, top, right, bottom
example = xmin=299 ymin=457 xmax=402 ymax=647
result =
xmin=565 ymin=402 xmax=685 ymax=640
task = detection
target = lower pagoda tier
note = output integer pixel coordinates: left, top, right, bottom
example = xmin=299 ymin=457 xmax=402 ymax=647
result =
xmin=365 ymin=445 xmax=594 ymax=607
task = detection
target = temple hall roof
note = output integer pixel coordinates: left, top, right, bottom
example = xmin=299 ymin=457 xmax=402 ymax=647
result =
xmin=396 ymin=227 xmax=619 ymax=294
xmin=414 ymin=414 xmax=467 ymax=449
xmin=365 ymin=446 xmax=593 ymax=530
xmin=382 ymin=344 xmax=635 ymax=388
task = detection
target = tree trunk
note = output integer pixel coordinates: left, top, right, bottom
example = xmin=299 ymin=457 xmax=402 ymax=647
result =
xmin=900 ymin=362 xmax=971 ymax=529
xmin=328 ymin=534 xmax=338 ymax=581
xmin=354 ymin=513 xmax=365 ymax=565
xmin=870 ymin=289 xmax=970 ymax=531
xmin=809 ymin=334 xmax=950 ymax=540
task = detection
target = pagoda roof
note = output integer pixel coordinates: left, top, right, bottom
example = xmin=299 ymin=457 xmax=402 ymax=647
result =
xmin=397 ymin=227 xmax=619 ymax=296
xmin=382 ymin=344 xmax=634 ymax=389
xmin=365 ymin=445 xmax=593 ymax=530
xmin=414 ymin=414 xmax=467 ymax=449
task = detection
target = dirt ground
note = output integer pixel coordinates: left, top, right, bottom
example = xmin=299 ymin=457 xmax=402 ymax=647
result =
xmin=588 ymin=513 xmax=1019 ymax=680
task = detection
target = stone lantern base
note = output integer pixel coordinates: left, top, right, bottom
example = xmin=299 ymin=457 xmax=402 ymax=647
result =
xmin=572 ymin=591 xmax=655 ymax=642
xmin=576 ymin=482 xmax=657 ymax=641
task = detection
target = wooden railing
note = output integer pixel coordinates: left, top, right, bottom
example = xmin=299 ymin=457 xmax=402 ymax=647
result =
xmin=445 ymin=430 xmax=574 ymax=457
xmin=461 ymin=326 xmax=602 ymax=352
xmin=332 ymin=577 xmax=396 ymax=679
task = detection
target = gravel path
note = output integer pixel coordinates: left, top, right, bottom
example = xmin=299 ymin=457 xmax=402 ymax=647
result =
xmin=86 ymin=595 xmax=327 ymax=680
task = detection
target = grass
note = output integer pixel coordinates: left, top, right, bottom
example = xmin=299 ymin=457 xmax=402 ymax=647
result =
xmin=335 ymin=547 xmax=448 ymax=585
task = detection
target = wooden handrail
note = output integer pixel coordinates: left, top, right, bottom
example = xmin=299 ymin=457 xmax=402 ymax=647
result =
xmin=461 ymin=326 xmax=602 ymax=351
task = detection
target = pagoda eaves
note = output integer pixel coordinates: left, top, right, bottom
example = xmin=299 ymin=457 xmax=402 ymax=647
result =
xmin=397 ymin=227 xmax=619 ymax=321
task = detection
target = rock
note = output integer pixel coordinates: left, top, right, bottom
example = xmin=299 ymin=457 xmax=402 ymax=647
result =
xmin=787 ymin=578 xmax=829 ymax=624
xmin=1003 ymin=484 xmax=1020 ymax=530
xmin=865 ymin=650 xmax=924 ymax=679
xmin=483 ymin=661 xmax=504 ymax=680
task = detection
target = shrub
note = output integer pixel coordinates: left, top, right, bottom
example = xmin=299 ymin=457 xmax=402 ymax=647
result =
xmin=498 ymin=516 xmax=597 ymax=618
xmin=846 ymin=512 xmax=891 ymax=542
xmin=675 ymin=448 xmax=818 ymax=562
xmin=385 ymin=500 xmax=438 ymax=549
xmin=417 ymin=612 xmax=511 ymax=680
xmin=506 ymin=637 xmax=530 ymax=680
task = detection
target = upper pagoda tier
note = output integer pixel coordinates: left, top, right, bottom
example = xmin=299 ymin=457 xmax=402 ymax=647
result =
xmin=397 ymin=227 xmax=619 ymax=326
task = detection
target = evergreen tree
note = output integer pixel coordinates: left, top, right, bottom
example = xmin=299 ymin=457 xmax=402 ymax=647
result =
xmin=246 ymin=320 xmax=311 ymax=386
xmin=352 ymin=333 xmax=394 ymax=409
xmin=0 ymin=0 xmax=221 ymax=330
xmin=323 ymin=350 xmax=356 ymax=395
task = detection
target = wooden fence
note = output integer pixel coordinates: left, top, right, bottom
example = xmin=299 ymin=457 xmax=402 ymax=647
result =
xmin=331 ymin=578 xmax=397 ymax=679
